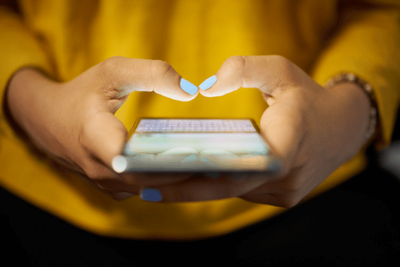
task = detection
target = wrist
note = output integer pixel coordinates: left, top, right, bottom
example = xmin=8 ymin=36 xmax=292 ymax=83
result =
xmin=321 ymin=81 xmax=371 ymax=155
xmin=325 ymin=73 xmax=378 ymax=145
xmin=6 ymin=67 xmax=60 ymax=144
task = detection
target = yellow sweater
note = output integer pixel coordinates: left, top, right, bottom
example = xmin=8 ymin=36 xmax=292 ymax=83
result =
xmin=1 ymin=0 xmax=399 ymax=240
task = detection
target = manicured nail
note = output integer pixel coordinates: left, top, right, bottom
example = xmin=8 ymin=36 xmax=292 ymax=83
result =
xmin=140 ymin=188 xmax=162 ymax=202
xmin=199 ymin=75 xmax=217 ymax=90
xmin=180 ymin=78 xmax=198 ymax=95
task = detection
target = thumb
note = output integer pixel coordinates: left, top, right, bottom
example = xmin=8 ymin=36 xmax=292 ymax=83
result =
xmin=79 ymin=111 xmax=127 ymax=167
xmin=199 ymin=55 xmax=304 ymax=97
xmin=94 ymin=57 xmax=198 ymax=104
xmin=259 ymin=102 xmax=305 ymax=175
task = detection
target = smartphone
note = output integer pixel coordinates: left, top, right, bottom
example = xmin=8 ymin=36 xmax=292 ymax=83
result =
xmin=112 ymin=118 xmax=281 ymax=173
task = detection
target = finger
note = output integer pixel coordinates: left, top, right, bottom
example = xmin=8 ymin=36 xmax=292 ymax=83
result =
xmin=95 ymin=56 xmax=198 ymax=104
xmin=246 ymin=167 xmax=304 ymax=194
xmin=138 ymin=173 xmax=266 ymax=203
xmin=240 ymin=185 xmax=303 ymax=208
xmin=199 ymin=55 xmax=305 ymax=97
xmin=120 ymin=172 xmax=194 ymax=188
xmin=72 ymin=165 xmax=134 ymax=199
xmin=78 ymin=157 xmax=193 ymax=195
xmin=80 ymin=168 xmax=137 ymax=200
xmin=199 ymin=55 xmax=307 ymax=172
xmin=79 ymin=112 xmax=195 ymax=190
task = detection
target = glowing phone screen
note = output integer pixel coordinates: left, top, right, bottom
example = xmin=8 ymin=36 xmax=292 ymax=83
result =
xmin=117 ymin=119 xmax=271 ymax=172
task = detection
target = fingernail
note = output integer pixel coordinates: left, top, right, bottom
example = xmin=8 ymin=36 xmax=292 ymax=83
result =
xmin=180 ymin=78 xmax=198 ymax=95
xmin=140 ymin=188 xmax=162 ymax=202
xmin=112 ymin=155 xmax=128 ymax=173
xmin=199 ymin=75 xmax=217 ymax=90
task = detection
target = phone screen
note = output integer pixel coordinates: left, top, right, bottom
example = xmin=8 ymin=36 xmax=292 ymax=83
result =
xmin=112 ymin=118 xmax=274 ymax=173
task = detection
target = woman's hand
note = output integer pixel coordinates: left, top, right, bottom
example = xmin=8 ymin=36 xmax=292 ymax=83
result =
xmin=139 ymin=56 xmax=371 ymax=207
xmin=6 ymin=56 xmax=199 ymax=200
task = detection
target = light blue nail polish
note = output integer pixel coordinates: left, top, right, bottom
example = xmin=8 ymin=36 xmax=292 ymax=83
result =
xmin=199 ymin=75 xmax=217 ymax=90
xmin=140 ymin=188 xmax=162 ymax=202
xmin=180 ymin=78 xmax=198 ymax=95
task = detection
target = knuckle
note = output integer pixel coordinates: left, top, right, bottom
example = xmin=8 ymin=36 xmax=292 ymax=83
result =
xmin=269 ymin=55 xmax=296 ymax=76
xmin=101 ymin=56 xmax=124 ymax=71
xmin=224 ymin=55 xmax=246 ymax=71
xmin=98 ymin=56 xmax=125 ymax=83
xmin=152 ymin=60 xmax=174 ymax=78
xmin=269 ymin=55 xmax=290 ymax=66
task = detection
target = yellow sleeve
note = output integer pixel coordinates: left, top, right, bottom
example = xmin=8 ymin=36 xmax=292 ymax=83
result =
xmin=311 ymin=0 xmax=400 ymax=149
xmin=0 ymin=4 xmax=52 ymax=119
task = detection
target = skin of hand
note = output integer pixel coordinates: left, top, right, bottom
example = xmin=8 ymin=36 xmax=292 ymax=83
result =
xmin=140 ymin=55 xmax=372 ymax=207
xmin=6 ymin=56 xmax=199 ymax=200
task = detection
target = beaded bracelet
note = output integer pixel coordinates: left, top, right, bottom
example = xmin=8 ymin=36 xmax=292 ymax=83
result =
xmin=324 ymin=73 xmax=378 ymax=143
